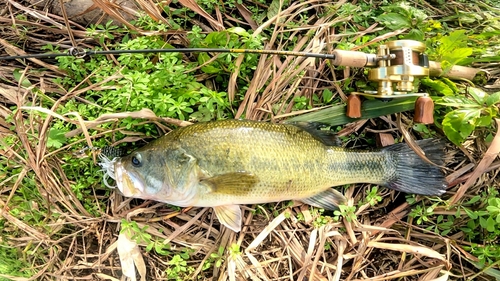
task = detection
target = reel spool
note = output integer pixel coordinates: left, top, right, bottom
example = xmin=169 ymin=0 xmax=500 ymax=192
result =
xmin=342 ymin=40 xmax=434 ymax=124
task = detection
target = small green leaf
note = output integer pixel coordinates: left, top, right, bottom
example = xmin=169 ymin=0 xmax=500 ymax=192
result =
xmin=436 ymin=30 xmax=473 ymax=66
xmin=227 ymin=27 xmax=249 ymax=37
xmin=476 ymin=115 xmax=492 ymax=127
xmin=438 ymin=95 xmax=477 ymax=107
xmin=442 ymin=109 xmax=479 ymax=145
xmin=468 ymin=87 xmax=488 ymax=104
xmin=13 ymin=69 xmax=32 ymax=87
xmin=376 ymin=13 xmax=411 ymax=30
xmin=405 ymin=29 xmax=424 ymax=41
xmin=146 ymin=242 xmax=154 ymax=252
xmin=155 ymin=243 xmax=170 ymax=255
xmin=201 ymin=65 xmax=222 ymax=74
xmin=466 ymin=195 xmax=482 ymax=205
xmin=421 ymin=78 xmax=455 ymax=96
xmin=437 ymin=215 xmax=443 ymax=223
xmin=322 ymin=89 xmax=333 ymax=103
xmin=443 ymin=47 xmax=473 ymax=65
xmin=486 ymin=205 xmax=500 ymax=213
xmin=440 ymin=78 xmax=460 ymax=94
xmin=479 ymin=216 xmax=488 ymax=228
xmin=47 ymin=128 xmax=67 ymax=149
xmin=441 ymin=229 xmax=451 ymax=236
xmin=463 ymin=208 xmax=478 ymax=219
xmin=485 ymin=91 xmax=500 ymax=107
xmin=486 ymin=216 xmax=496 ymax=232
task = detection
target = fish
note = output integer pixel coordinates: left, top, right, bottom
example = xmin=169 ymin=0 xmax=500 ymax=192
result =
xmin=110 ymin=119 xmax=447 ymax=232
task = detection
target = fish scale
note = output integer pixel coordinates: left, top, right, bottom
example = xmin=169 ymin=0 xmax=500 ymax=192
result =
xmin=112 ymin=119 xmax=447 ymax=232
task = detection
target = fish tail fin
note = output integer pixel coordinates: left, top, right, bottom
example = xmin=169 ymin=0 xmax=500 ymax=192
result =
xmin=382 ymin=139 xmax=447 ymax=196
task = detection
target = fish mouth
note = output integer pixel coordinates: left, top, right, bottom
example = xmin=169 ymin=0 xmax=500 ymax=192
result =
xmin=114 ymin=159 xmax=145 ymax=197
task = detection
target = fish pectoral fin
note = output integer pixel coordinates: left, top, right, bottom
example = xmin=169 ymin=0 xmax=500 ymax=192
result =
xmin=300 ymin=189 xmax=347 ymax=210
xmin=202 ymin=172 xmax=258 ymax=195
xmin=213 ymin=205 xmax=242 ymax=232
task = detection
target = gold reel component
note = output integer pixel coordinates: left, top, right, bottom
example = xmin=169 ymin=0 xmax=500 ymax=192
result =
xmin=345 ymin=40 xmax=434 ymax=124
xmin=368 ymin=40 xmax=429 ymax=96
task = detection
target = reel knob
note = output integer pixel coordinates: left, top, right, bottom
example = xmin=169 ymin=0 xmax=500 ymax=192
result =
xmin=346 ymin=94 xmax=362 ymax=118
xmin=413 ymin=96 xmax=434 ymax=124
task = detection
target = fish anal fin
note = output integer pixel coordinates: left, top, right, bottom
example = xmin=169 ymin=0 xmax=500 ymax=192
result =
xmin=300 ymin=189 xmax=347 ymax=210
xmin=202 ymin=172 xmax=258 ymax=195
xmin=287 ymin=121 xmax=341 ymax=146
xmin=213 ymin=205 xmax=242 ymax=232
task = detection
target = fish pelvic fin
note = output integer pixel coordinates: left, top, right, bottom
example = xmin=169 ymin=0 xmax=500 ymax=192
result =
xmin=213 ymin=205 xmax=242 ymax=232
xmin=300 ymin=189 xmax=347 ymax=210
xmin=383 ymin=139 xmax=447 ymax=196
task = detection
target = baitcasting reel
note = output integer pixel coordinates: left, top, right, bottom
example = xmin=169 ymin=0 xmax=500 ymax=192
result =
xmin=332 ymin=40 xmax=434 ymax=124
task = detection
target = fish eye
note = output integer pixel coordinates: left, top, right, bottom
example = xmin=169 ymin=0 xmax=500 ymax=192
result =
xmin=131 ymin=153 xmax=142 ymax=167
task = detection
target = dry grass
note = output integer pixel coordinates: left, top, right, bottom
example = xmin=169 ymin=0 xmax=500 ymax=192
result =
xmin=1 ymin=0 xmax=499 ymax=280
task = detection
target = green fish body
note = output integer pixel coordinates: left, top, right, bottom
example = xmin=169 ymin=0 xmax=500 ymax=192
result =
xmin=113 ymin=119 xmax=446 ymax=232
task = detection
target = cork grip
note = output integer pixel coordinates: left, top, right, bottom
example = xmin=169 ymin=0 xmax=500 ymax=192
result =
xmin=331 ymin=50 xmax=376 ymax=67
xmin=429 ymin=61 xmax=488 ymax=81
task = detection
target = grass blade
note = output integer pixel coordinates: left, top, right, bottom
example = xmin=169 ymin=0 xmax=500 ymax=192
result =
xmin=288 ymin=97 xmax=418 ymax=126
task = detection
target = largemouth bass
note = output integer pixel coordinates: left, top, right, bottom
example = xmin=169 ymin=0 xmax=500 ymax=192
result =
xmin=111 ymin=119 xmax=447 ymax=232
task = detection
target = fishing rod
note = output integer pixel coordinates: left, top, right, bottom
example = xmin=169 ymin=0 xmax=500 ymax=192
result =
xmin=1 ymin=40 xmax=487 ymax=124
xmin=0 ymin=47 xmax=338 ymax=61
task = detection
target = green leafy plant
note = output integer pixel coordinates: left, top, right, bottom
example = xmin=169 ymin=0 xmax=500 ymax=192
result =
xmin=430 ymin=30 xmax=474 ymax=72
xmin=408 ymin=187 xmax=500 ymax=268
xmin=188 ymin=26 xmax=264 ymax=94
xmin=166 ymin=254 xmax=195 ymax=280
xmin=308 ymin=207 xmax=332 ymax=228
xmin=203 ymin=246 xmax=225 ymax=270
xmin=376 ymin=3 xmax=429 ymax=41
xmin=408 ymin=198 xmax=440 ymax=225
xmin=407 ymin=197 xmax=457 ymax=236
xmin=466 ymin=244 xmax=500 ymax=267
xmin=418 ymin=29 xmax=499 ymax=146
xmin=47 ymin=127 xmax=67 ymax=149
xmin=121 ymin=219 xmax=171 ymax=255
xmin=228 ymin=243 xmax=241 ymax=259
xmin=313 ymin=215 xmax=330 ymax=227
xmin=437 ymin=88 xmax=500 ymax=145
xmin=121 ymin=220 xmax=152 ymax=244
xmin=190 ymin=88 xmax=232 ymax=122
xmin=0 ymin=245 xmax=34 ymax=280
xmin=459 ymin=188 xmax=500 ymax=267
xmin=293 ymin=96 xmax=311 ymax=111
xmin=333 ymin=205 xmax=357 ymax=223
xmin=363 ymin=186 xmax=383 ymax=207
xmin=460 ymin=188 xmax=500 ymax=243
xmin=412 ymin=123 xmax=437 ymax=138
xmin=86 ymin=20 xmax=125 ymax=45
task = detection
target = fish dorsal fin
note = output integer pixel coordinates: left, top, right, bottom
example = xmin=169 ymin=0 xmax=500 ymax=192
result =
xmin=202 ymin=172 xmax=259 ymax=195
xmin=287 ymin=121 xmax=341 ymax=146
xmin=300 ymin=189 xmax=347 ymax=210
xmin=213 ymin=205 xmax=242 ymax=232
